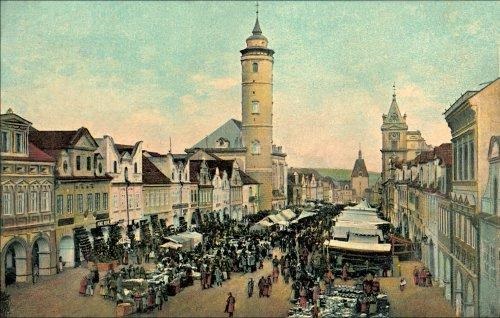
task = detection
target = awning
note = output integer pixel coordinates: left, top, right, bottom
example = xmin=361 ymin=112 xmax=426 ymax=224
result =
xmin=160 ymin=241 xmax=183 ymax=249
xmin=294 ymin=210 xmax=317 ymax=222
xmin=178 ymin=231 xmax=203 ymax=247
xmin=324 ymin=239 xmax=391 ymax=253
xmin=267 ymin=214 xmax=288 ymax=226
xmin=257 ymin=219 xmax=274 ymax=227
xmin=279 ymin=209 xmax=296 ymax=220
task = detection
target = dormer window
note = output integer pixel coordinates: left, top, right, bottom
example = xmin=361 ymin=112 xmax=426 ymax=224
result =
xmin=252 ymin=62 xmax=258 ymax=73
xmin=1 ymin=131 xmax=10 ymax=152
xmin=98 ymin=162 xmax=103 ymax=174
xmin=113 ymin=161 xmax=118 ymax=173
xmin=134 ymin=162 xmax=138 ymax=174
xmin=252 ymin=101 xmax=260 ymax=114
xmin=86 ymin=156 xmax=91 ymax=171
xmin=14 ymin=132 xmax=25 ymax=153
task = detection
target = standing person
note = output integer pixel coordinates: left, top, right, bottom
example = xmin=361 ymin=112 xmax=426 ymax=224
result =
xmin=32 ymin=264 xmax=39 ymax=284
xmin=247 ymin=278 xmax=254 ymax=298
xmin=86 ymin=273 xmax=94 ymax=296
xmin=155 ymin=287 xmax=163 ymax=311
xmin=58 ymin=256 xmax=64 ymax=273
xmin=79 ymin=275 xmax=88 ymax=295
xmin=399 ymin=277 xmax=407 ymax=291
xmin=325 ymin=268 xmax=334 ymax=294
xmin=342 ymin=263 xmax=348 ymax=281
xmin=299 ymin=285 xmax=307 ymax=308
xmin=224 ymin=292 xmax=236 ymax=318
xmin=258 ymin=276 xmax=265 ymax=297
xmin=215 ymin=267 xmax=223 ymax=287
xmin=312 ymin=282 xmax=321 ymax=305
xmin=312 ymin=303 xmax=320 ymax=318
xmin=413 ymin=266 xmax=419 ymax=285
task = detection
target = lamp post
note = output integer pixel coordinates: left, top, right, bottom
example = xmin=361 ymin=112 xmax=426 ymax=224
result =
xmin=125 ymin=167 xmax=130 ymax=226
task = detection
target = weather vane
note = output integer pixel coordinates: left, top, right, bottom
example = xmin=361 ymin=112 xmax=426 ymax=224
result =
xmin=256 ymin=1 xmax=259 ymax=18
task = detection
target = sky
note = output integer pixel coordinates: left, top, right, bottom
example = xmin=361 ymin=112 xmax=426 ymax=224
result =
xmin=1 ymin=1 xmax=499 ymax=172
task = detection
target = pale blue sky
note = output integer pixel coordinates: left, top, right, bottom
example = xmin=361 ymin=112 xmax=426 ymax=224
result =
xmin=1 ymin=1 xmax=498 ymax=171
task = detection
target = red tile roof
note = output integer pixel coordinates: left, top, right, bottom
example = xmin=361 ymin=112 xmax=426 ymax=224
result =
xmin=2 ymin=142 xmax=55 ymax=163
xmin=434 ymin=143 xmax=452 ymax=167
xmin=142 ymin=156 xmax=171 ymax=185
xmin=29 ymin=127 xmax=94 ymax=150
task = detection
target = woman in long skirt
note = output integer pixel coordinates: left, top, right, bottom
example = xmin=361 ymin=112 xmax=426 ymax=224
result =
xmin=299 ymin=285 xmax=307 ymax=308
xmin=79 ymin=275 xmax=88 ymax=295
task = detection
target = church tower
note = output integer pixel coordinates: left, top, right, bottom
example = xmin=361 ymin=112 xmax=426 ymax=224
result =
xmin=240 ymin=12 xmax=274 ymax=210
xmin=381 ymin=85 xmax=408 ymax=182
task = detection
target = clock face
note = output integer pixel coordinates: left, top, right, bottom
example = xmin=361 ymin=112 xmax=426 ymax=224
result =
xmin=389 ymin=132 xmax=399 ymax=141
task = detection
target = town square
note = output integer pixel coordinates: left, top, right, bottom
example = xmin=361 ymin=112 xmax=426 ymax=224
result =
xmin=1 ymin=1 xmax=499 ymax=317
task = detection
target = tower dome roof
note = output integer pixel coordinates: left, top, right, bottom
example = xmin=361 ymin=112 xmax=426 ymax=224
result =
xmin=246 ymin=17 xmax=268 ymax=44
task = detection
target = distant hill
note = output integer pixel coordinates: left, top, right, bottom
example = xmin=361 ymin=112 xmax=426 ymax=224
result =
xmin=312 ymin=168 xmax=380 ymax=186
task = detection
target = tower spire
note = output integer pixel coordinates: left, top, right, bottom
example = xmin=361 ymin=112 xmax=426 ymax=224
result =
xmin=252 ymin=1 xmax=262 ymax=35
xmin=358 ymin=143 xmax=362 ymax=159
xmin=169 ymin=137 xmax=172 ymax=153
xmin=392 ymin=82 xmax=396 ymax=100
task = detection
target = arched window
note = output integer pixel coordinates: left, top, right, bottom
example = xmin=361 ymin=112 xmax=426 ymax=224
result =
xmin=113 ymin=161 xmax=117 ymax=173
xmin=251 ymin=140 xmax=261 ymax=155
xmin=252 ymin=101 xmax=260 ymax=114
xmin=134 ymin=162 xmax=138 ymax=174
xmin=252 ymin=62 xmax=258 ymax=73
xmin=124 ymin=167 xmax=129 ymax=181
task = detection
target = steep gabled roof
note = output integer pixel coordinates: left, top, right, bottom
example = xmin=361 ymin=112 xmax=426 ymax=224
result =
xmin=239 ymin=170 xmax=259 ymax=185
xmin=191 ymin=118 xmax=243 ymax=149
xmin=142 ymin=156 xmax=171 ymax=185
xmin=351 ymin=150 xmax=369 ymax=178
xmin=29 ymin=127 xmax=97 ymax=150
xmin=434 ymin=143 xmax=452 ymax=167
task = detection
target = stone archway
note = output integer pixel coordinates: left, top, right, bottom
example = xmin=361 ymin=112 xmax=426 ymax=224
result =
xmin=3 ymin=239 xmax=28 ymax=285
xmin=243 ymin=205 xmax=248 ymax=217
xmin=464 ymin=281 xmax=474 ymax=317
xmin=32 ymin=236 xmax=51 ymax=276
xmin=438 ymin=251 xmax=444 ymax=286
xmin=455 ymin=271 xmax=463 ymax=317
xmin=59 ymin=236 xmax=75 ymax=268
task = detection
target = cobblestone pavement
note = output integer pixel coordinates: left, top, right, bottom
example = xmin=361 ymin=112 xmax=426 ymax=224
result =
xmin=377 ymin=260 xmax=454 ymax=317
xmin=6 ymin=256 xmax=455 ymax=317
xmin=6 ymin=266 xmax=115 ymax=317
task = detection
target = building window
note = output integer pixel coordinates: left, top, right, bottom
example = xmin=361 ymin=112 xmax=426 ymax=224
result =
xmin=63 ymin=161 xmax=68 ymax=173
xmin=87 ymin=194 xmax=93 ymax=212
xmin=41 ymin=191 xmax=50 ymax=212
xmin=251 ymin=140 xmax=261 ymax=155
xmin=2 ymin=192 xmax=12 ymax=215
xmin=103 ymin=193 xmax=108 ymax=210
xmin=30 ymin=191 xmax=38 ymax=213
xmin=98 ymin=162 xmax=103 ymax=174
xmin=87 ymin=156 xmax=91 ymax=171
xmin=14 ymin=132 xmax=25 ymax=153
xmin=76 ymin=156 xmax=81 ymax=170
xmin=56 ymin=195 xmax=64 ymax=214
xmin=67 ymin=194 xmax=73 ymax=213
xmin=253 ymin=62 xmax=258 ymax=72
xmin=77 ymin=194 xmax=84 ymax=213
xmin=1 ymin=130 xmax=10 ymax=152
xmin=113 ymin=161 xmax=118 ymax=173
xmin=95 ymin=193 xmax=100 ymax=211
xmin=252 ymin=101 xmax=260 ymax=114
xmin=113 ymin=194 xmax=118 ymax=209
xmin=16 ymin=192 xmax=26 ymax=214
xmin=134 ymin=162 xmax=138 ymax=174
xmin=135 ymin=193 xmax=140 ymax=208
xmin=469 ymin=139 xmax=474 ymax=180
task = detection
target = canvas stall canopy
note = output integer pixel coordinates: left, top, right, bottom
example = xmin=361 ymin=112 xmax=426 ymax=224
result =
xmin=160 ymin=241 xmax=183 ymax=250
xmin=165 ymin=234 xmax=191 ymax=250
xmin=291 ymin=210 xmax=317 ymax=223
xmin=279 ymin=209 xmax=296 ymax=220
xmin=267 ymin=214 xmax=288 ymax=226
xmin=178 ymin=231 xmax=203 ymax=247
xmin=324 ymin=239 xmax=391 ymax=253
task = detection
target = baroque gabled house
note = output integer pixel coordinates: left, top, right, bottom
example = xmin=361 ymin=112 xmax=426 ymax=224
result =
xmin=1 ymin=109 xmax=57 ymax=288
xmin=30 ymin=125 xmax=112 ymax=268
xmin=96 ymin=136 xmax=143 ymax=239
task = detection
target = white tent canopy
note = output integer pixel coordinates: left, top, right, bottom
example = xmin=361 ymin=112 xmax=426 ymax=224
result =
xmin=292 ymin=210 xmax=317 ymax=223
xmin=267 ymin=214 xmax=288 ymax=226
xmin=160 ymin=241 xmax=183 ymax=250
xmin=178 ymin=231 xmax=203 ymax=247
xmin=324 ymin=239 xmax=391 ymax=253
xmin=279 ymin=209 xmax=296 ymax=220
